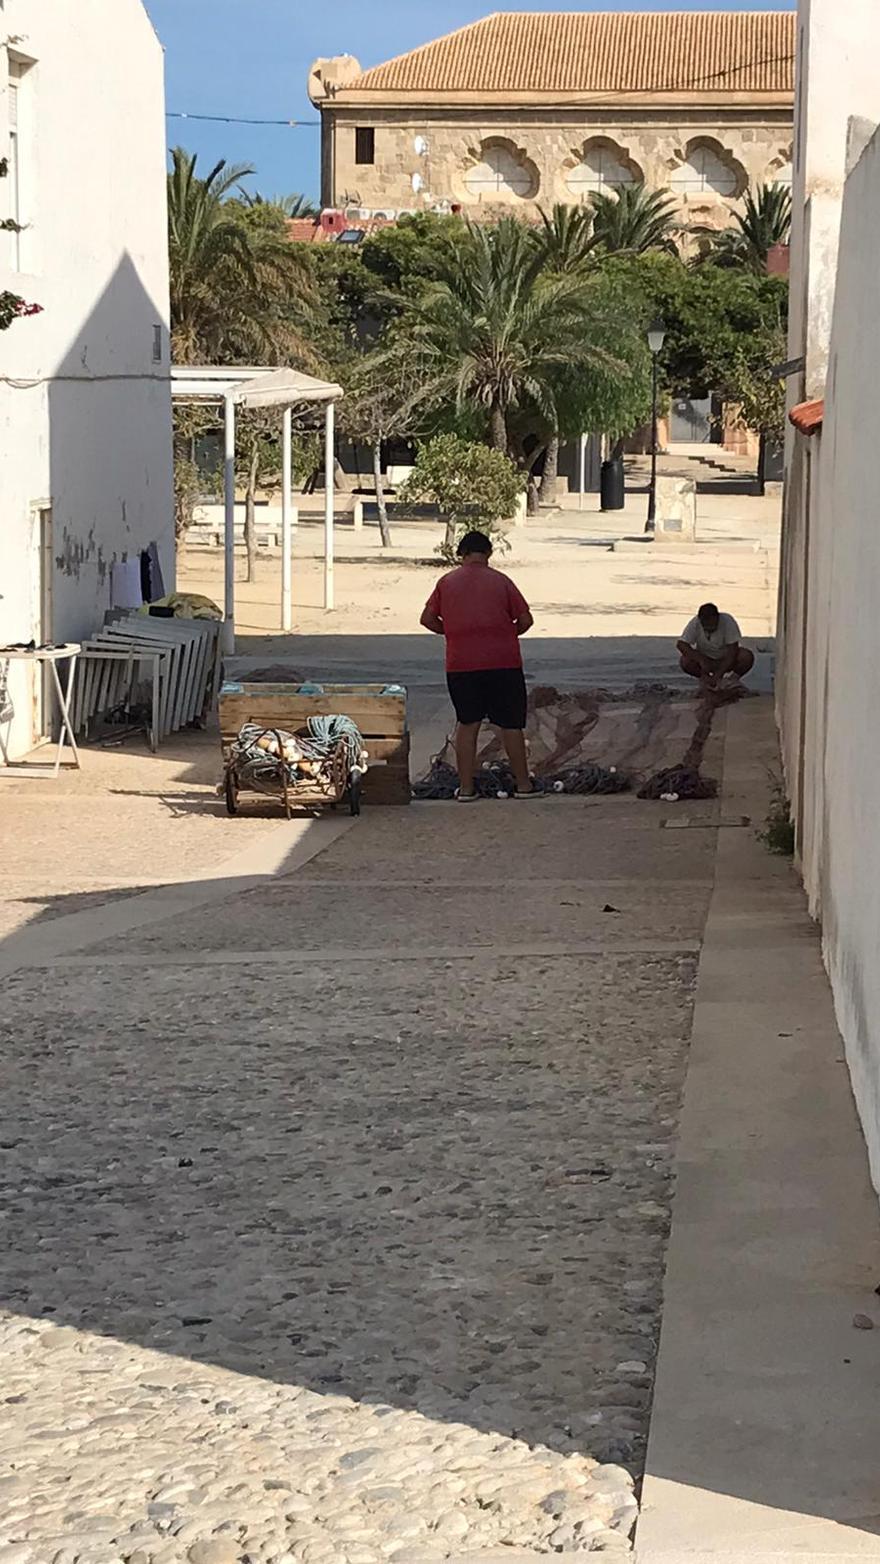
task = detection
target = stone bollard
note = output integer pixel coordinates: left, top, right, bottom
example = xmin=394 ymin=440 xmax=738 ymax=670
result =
xmin=653 ymin=475 xmax=696 ymax=541
xmin=352 ymin=498 xmax=364 ymax=531
xmin=512 ymin=492 xmax=528 ymax=528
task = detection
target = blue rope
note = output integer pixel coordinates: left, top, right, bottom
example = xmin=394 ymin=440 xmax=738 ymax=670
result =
xmin=299 ymin=715 xmax=365 ymax=771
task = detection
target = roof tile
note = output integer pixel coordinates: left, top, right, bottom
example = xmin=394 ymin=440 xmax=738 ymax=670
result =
xmin=348 ymin=11 xmax=795 ymax=97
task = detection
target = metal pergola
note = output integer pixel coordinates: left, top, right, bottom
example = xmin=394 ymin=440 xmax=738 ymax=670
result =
xmin=171 ymin=366 xmax=344 ymax=654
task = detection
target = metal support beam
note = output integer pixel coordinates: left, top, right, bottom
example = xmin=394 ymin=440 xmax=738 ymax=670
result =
xmin=578 ymin=432 xmax=587 ymax=512
xmin=223 ymin=392 xmax=236 ymax=655
xmin=281 ymin=406 xmax=292 ymax=633
xmin=324 ymin=399 xmax=335 ymax=611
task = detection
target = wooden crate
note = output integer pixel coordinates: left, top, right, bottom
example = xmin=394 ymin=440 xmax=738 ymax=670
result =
xmin=218 ymin=682 xmax=411 ymax=806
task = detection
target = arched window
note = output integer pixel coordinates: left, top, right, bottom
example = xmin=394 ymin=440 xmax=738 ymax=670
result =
xmin=671 ymin=144 xmax=740 ymax=197
xmin=566 ymin=142 xmax=639 ymax=200
xmin=464 ymin=140 xmax=537 ymax=201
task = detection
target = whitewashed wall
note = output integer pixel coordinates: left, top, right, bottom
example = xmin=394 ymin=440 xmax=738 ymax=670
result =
xmin=785 ymin=125 xmax=880 ymax=1189
xmin=776 ymin=0 xmax=880 ymax=828
xmin=0 ymin=0 xmax=173 ymax=757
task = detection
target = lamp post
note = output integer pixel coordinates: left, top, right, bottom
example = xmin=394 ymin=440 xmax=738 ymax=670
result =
xmin=645 ymin=320 xmax=666 ymax=532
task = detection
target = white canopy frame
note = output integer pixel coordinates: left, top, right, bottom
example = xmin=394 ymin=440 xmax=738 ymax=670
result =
xmin=171 ymin=367 xmax=344 ymax=654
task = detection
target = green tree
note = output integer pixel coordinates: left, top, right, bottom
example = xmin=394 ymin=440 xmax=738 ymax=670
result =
xmin=697 ymin=182 xmax=792 ymax=272
xmin=613 ymin=254 xmax=788 ymax=487
xmin=167 ymin=148 xmax=314 ymax=364
xmin=401 ymin=434 xmax=524 ymax=561
xmin=590 ymin=185 xmax=680 ymax=256
xmin=532 ymin=203 xmax=598 ymax=273
xmin=339 ymin=348 xmax=417 ymax=547
xmin=531 ymin=204 xmax=601 ymax=499
xmin=399 ymin=218 xmax=618 ymax=463
xmin=237 ymin=191 xmax=319 ymax=220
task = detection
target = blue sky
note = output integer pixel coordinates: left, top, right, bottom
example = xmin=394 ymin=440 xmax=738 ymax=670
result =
xmin=143 ymin=0 xmax=795 ymax=202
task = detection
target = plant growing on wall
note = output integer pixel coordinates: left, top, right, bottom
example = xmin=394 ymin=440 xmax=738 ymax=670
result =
xmin=0 ymin=154 xmax=40 ymax=328
xmin=400 ymin=433 xmax=524 ymax=561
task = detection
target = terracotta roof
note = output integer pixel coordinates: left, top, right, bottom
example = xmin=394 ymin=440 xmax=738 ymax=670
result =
xmin=347 ymin=11 xmax=795 ymax=98
xmin=287 ymin=218 xmax=325 ymax=244
xmin=789 ymin=398 xmax=824 ymax=436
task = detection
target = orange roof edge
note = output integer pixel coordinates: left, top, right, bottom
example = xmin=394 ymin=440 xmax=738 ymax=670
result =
xmin=789 ymin=397 xmax=824 ymax=436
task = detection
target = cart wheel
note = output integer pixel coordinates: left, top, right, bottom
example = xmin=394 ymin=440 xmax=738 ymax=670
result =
xmin=224 ymin=769 xmax=238 ymax=816
xmin=349 ymin=770 xmax=362 ymax=817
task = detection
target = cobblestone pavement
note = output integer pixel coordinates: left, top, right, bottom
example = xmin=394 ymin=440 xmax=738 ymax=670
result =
xmin=0 ymin=796 xmax=717 ymax=1563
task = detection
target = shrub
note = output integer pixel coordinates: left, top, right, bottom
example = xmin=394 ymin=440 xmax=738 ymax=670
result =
xmin=400 ymin=434 xmax=524 ymax=562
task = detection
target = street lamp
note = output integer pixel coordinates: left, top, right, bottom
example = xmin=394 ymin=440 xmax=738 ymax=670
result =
xmin=645 ymin=320 xmax=666 ymax=532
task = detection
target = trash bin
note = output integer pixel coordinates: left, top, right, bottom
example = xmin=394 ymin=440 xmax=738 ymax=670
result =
xmin=600 ymin=456 xmax=625 ymax=511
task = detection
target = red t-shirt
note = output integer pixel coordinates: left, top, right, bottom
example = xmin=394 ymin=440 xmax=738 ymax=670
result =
xmin=424 ymin=563 xmax=530 ymax=672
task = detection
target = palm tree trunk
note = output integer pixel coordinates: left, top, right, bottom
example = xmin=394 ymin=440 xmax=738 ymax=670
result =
xmin=244 ymin=443 xmax=259 ymax=584
xmin=373 ymin=440 xmax=392 ymax=548
xmin=539 ymin=435 xmax=560 ymax=503
xmin=489 ymin=401 xmax=507 ymax=453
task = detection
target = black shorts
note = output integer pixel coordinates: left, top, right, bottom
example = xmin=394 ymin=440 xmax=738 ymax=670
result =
xmin=447 ymin=667 xmax=527 ymax=729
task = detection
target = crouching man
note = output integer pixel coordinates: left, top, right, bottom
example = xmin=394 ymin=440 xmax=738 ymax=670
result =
xmin=677 ymin=602 xmax=755 ymax=690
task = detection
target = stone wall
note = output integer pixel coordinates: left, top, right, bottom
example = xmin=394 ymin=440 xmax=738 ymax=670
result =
xmin=325 ymin=108 xmax=793 ymax=223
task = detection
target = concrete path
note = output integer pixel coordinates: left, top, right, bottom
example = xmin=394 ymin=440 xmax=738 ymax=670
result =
xmin=636 ymin=698 xmax=880 ymax=1564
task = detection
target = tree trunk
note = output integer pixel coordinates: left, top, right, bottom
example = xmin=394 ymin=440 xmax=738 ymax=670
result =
xmin=373 ymin=440 xmax=392 ymax=548
xmin=489 ymin=401 xmax=507 ymax=453
xmin=244 ymin=443 xmax=259 ymax=583
xmin=539 ymin=434 xmax=560 ymax=504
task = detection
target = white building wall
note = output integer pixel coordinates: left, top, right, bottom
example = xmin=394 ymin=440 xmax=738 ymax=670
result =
xmin=0 ymin=0 xmax=173 ymax=757
xmin=790 ymin=126 xmax=880 ymax=1187
xmin=777 ymin=0 xmax=880 ymax=857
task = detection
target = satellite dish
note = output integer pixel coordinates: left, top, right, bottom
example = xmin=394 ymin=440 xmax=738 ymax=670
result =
xmin=411 ymin=172 xmax=424 ymax=193
xmin=414 ymin=135 xmax=428 ymax=156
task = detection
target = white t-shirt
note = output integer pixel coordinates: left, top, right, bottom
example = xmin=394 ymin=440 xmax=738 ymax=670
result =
xmin=681 ymin=612 xmax=741 ymax=662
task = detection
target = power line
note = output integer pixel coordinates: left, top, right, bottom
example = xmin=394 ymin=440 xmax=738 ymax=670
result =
xmin=166 ymin=111 xmax=319 ymax=128
xmin=163 ymin=46 xmax=795 ymax=129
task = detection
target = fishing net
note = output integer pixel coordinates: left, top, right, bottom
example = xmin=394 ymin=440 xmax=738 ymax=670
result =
xmin=414 ymin=682 xmax=725 ymax=802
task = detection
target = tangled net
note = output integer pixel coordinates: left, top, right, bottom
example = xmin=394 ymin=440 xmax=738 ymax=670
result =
xmin=412 ymin=757 xmax=630 ymax=801
xmin=637 ymin=766 xmax=717 ymax=801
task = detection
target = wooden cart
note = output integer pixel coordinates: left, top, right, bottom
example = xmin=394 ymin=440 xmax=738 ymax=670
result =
xmin=219 ymin=681 xmax=411 ymax=814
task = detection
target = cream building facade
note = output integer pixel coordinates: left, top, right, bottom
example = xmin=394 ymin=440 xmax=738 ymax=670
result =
xmin=310 ymin=11 xmax=795 ymax=226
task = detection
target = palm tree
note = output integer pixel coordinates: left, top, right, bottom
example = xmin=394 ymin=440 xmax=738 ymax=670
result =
xmin=697 ymin=182 xmax=792 ymax=271
xmin=167 ymin=148 xmax=314 ymax=364
xmin=239 ymin=191 xmax=320 ymax=220
xmin=531 ymin=205 xmax=601 ymax=500
xmin=399 ymin=219 xmax=620 ymax=505
xmin=532 ymin=203 xmax=599 ymax=273
xmin=590 ymin=184 xmax=680 ymax=255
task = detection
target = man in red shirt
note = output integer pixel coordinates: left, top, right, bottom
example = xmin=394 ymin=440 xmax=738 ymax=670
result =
xmin=420 ymin=530 xmax=539 ymax=800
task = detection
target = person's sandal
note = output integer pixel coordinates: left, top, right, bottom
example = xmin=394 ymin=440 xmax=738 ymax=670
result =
xmin=455 ymin=789 xmax=479 ymax=802
xmin=514 ymin=784 xmax=545 ymax=799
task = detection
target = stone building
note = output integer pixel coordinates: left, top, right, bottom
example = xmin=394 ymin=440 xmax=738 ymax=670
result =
xmin=309 ymin=10 xmax=795 ymax=226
